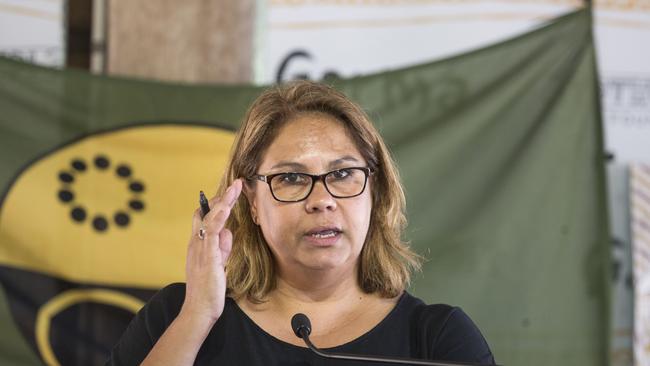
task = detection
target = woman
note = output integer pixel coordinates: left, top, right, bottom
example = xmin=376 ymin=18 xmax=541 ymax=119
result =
xmin=107 ymin=81 xmax=495 ymax=365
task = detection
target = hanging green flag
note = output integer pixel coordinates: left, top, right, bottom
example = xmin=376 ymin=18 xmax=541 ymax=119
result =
xmin=0 ymin=8 xmax=608 ymax=366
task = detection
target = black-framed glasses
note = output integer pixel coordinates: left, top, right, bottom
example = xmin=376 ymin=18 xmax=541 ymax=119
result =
xmin=249 ymin=167 xmax=373 ymax=203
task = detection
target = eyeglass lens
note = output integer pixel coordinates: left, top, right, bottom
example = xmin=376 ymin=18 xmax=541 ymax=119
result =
xmin=269 ymin=168 xmax=367 ymax=202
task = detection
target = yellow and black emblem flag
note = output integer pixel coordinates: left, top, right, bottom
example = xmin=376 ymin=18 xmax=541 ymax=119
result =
xmin=0 ymin=57 xmax=260 ymax=365
xmin=0 ymin=125 xmax=235 ymax=365
xmin=0 ymin=10 xmax=612 ymax=366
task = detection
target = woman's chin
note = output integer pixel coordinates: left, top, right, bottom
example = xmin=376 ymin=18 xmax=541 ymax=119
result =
xmin=295 ymin=252 xmax=352 ymax=272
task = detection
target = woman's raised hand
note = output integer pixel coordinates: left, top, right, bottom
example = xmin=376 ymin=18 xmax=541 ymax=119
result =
xmin=181 ymin=179 xmax=243 ymax=324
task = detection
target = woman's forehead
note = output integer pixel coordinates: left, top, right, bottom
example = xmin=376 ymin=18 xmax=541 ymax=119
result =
xmin=268 ymin=155 xmax=362 ymax=172
xmin=259 ymin=113 xmax=365 ymax=170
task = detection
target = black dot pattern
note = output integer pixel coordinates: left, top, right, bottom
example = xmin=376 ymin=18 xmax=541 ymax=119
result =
xmin=114 ymin=212 xmax=130 ymax=227
xmin=71 ymin=159 xmax=87 ymax=172
xmin=116 ymin=165 xmax=131 ymax=178
xmin=93 ymin=216 xmax=108 ymax=231
xmin=57 ymin=154 xmax=146 ymax=233
xmin=129 ymin=200 xmax=144 ymax=211
xmin=58 ymin=190 xmax=74 ymax=202
xmin=94 ymin=155 xmax=110 ymax=170
xmin=129 ymin=181 xmax=145 ymax=193
xmin=71 ymin=207 xmax=86 ymax=222
xmin=59 ymin=172 xmax=74 ymax=183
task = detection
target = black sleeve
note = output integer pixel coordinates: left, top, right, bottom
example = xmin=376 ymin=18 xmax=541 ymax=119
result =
xmin=431 ymin=307 xmax=495 ymax=365
xmin=104 ymin=283 xmax=186 ymax=366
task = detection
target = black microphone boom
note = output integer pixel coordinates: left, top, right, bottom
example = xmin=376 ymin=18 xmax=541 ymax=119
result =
xmin=290 ymin=313 xmax=499 ymax=366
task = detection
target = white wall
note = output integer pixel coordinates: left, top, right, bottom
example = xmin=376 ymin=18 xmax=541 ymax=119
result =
xmin=0 ymin=0 xmax=65 ymax=66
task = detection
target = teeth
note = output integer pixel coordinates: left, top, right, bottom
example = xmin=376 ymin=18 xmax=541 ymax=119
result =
xmin=311 ymin=230 xmax=337 ymax=238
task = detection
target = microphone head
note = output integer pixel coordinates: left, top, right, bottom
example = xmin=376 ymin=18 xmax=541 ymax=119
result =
xmin=291 ymin=313 xmax=312 ymax=338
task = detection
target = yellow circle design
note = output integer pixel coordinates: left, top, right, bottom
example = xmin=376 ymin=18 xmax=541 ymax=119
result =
xmin=0 ymin=125 xmax=236 ymax=288
xmin=35 ymin=289 xmax=145 ymax=366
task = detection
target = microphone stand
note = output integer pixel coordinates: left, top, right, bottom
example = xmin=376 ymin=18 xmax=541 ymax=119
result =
xmin=292 ymin=313 xmax=499 ymax=366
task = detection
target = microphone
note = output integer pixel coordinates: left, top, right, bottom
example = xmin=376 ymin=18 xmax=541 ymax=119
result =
xmin=291 ymin=313 xmax=496 ymax=366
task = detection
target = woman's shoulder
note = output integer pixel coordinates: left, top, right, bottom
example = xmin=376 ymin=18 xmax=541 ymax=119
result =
xmin=146 ymin=282 xmax=186 ymax=317
xmin=397 ymin=292 xmax=495 ymax=364
xmin=392 ymin=292 xmax=456 ymax=336
xmin=400 ymin=293 xmax=463 ymax=328
xmin=155 ymin=282 xmax=186 ymax=299
xmin=398 ymin=292 xmax=453 ymax=313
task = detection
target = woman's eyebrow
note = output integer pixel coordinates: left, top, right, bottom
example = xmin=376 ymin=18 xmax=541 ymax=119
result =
xmin=271 ymin=161 xmax=307 ymax=171
xmin=270 ymin=156 xmax=360 ymax=171
xmin=328 ymin=156 xmax=360 ymax=168
xmin=270 ymin=161 xmax=307 ymax=171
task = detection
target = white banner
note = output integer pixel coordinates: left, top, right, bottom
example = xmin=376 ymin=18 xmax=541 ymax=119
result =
xmin=0 ymin=0 xmax=65 ymax=66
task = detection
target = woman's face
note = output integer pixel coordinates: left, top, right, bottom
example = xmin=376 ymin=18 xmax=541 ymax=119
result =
xmin=247 ymin=112 xmax=372 ymax=275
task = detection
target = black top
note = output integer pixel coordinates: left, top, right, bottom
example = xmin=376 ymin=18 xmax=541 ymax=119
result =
xmin=106 ymin=283 xmax=495 ymax=366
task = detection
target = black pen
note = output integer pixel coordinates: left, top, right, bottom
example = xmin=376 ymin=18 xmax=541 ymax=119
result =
xmin=199 ymin=191 xmax=210 ymax=219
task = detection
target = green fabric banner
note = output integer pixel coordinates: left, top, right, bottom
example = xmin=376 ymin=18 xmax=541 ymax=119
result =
xmin=0 ymin=8 xmax=608 ymax=366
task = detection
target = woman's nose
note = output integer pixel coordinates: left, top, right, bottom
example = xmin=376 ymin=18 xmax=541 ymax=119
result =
xmin=304 ymin=180 xmax=337 ymax=212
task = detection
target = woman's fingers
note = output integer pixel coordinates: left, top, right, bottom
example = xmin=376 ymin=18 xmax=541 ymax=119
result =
xmin=181 ymin=180 xmax=243 ymax=324
xmin=202 ymin=180 xmax=242 ymax=236
xmin=219 ymin=229 xmax=233 ymax=263
xmin=190 ymin=179 xmax=242 ymax=240
xmin=190 ymin=207 xmax=203 ymax=235
xmin=205 ymin=179 xmax=243 ymax=214
xmin=203 ymin=209 xmax=229 ymax=244
xmin=185 ymin=178 xmax=242 ymax=270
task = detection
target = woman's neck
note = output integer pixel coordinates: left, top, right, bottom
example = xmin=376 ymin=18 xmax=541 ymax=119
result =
xmin=235 ymin=264 xmax=399 ymax=347
xmin=274 ymin=270 xmax=362 ymax=304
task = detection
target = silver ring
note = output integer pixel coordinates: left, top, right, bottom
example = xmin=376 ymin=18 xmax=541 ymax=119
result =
xmin=198 ymin=227 xmax=206 ymax=240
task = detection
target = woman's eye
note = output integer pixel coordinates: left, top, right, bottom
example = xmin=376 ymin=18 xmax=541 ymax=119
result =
xmin=280 ymin=173 xmax=307 ymax=184
xmin=330 ymin=169 xmax=351 ymax=180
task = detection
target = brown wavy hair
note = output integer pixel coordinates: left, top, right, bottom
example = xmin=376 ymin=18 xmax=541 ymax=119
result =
xmin=219 ymin=80 xmax=421 ymax=302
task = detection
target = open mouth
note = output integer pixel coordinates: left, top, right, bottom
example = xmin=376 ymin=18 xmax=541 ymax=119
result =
xmin=309 ymin=229 xmax=340 ymax=239
xmin=305 ymin=227 xmax=342 ymax=240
